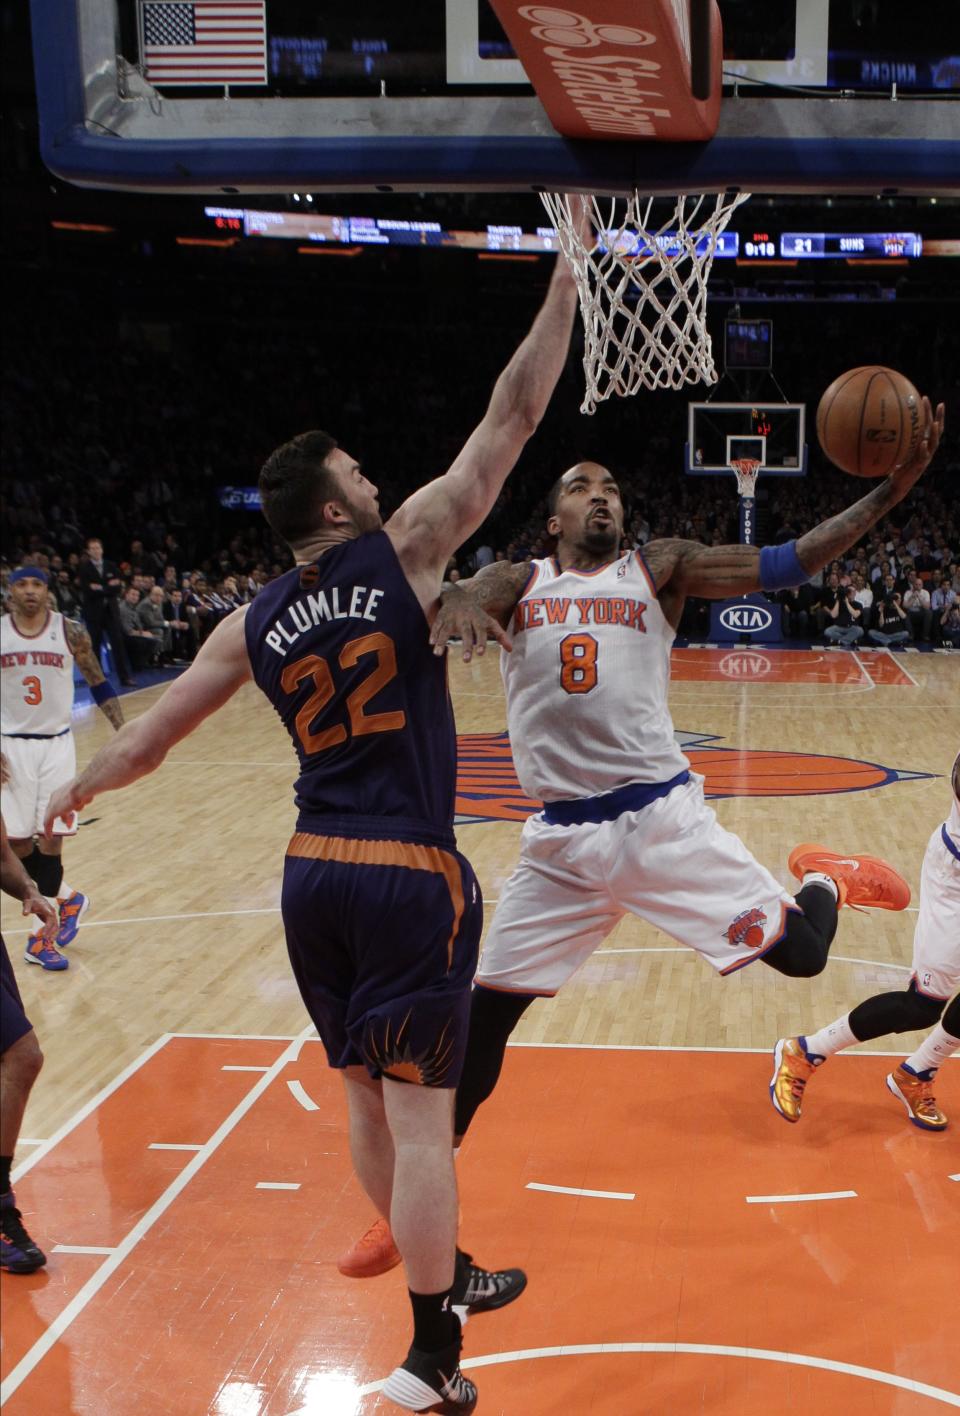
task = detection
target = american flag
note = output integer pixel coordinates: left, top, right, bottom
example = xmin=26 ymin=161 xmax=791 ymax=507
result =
xmin=140 ymin=1 xmax=267 ymax=87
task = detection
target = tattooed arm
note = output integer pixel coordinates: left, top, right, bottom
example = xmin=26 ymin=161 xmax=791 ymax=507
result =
xmin=64 ymin=618 xmax=124 ymax=730
xmin=429 ymin=561 xmax=533 ymax=658
xmin=644 ymin=396 xmax=944 ymax=627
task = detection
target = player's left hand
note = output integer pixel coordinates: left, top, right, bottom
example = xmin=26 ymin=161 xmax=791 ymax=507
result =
xmin=43 ymin=782 xmax=86 ymax=838
xmin=430 ymin=586 xmax=512 ymax=663
xmin=890 ymin=396 xmax=945 ymax=488
xmin=22 ymin=888 xmax=58 ymax=936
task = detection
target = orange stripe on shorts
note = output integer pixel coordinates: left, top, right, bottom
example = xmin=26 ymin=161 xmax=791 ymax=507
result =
xmin=286 ymin=832 xmax=465 ymax=969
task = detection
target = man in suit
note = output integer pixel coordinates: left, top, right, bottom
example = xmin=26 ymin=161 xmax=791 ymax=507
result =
xmin=78 ymin=538 xmax=135 ymax=685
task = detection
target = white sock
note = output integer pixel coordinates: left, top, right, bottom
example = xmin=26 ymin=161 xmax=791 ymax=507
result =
xmin=801 ymin=871 xmax=839 ymax=901
xmin=802 ymin=1013 xmax=858 ymax=1060
xmin=903 ymin=1023 xmax=960 ymax=1077
xmin=57 ymin=881 xmax=74 ymax=902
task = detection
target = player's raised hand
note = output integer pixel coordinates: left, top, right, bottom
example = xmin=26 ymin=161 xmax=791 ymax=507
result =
xmin=430 ymin=585 xmax=512 ymax=663
xmin=891 ymin=396 xmax=945 ymax=489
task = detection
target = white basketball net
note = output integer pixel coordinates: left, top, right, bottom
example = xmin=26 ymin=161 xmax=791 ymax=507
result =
xmin=542 ymin=189 xmax=751 ymax=414
xmin=731 ymin=457 xmax=761 ymax=499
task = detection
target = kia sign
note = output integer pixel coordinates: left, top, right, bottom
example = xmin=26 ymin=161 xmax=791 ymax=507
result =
xmin=719 ymin=604 xmax=774 ymax=633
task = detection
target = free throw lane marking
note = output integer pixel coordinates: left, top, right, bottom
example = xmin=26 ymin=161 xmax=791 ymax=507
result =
xmin=526 ymin=1182 xmax=635 ymax=1201
xmin=148 ymin=1143 xmax=203 ymax=1152
xmin=221 ymin=1064 xmax=271 ymax=1072
xmin=256 ymin=1182 xmax=301 ymax=1191
xmin=0 ymin=1023 xmax=315 ymax=1406
xmin=52 ymin=1245 xmax=117 ymax=1256
xmin=287 ymin=1079 xmax=320 ymax=1112
xmin=746 ymin=1190 xmax=858 ymax=1205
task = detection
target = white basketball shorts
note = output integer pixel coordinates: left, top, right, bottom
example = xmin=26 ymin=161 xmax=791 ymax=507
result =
xmin=0 ymin=732 xmax=78 ymax=839
xmin=910 ymin=824 xmax=960 ymax=1002
xmin=477 ymin=773 xmax=798 ymax=995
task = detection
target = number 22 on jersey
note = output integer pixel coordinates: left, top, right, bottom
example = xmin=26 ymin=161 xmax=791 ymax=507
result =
xmin=281 ymin=631 xmax=406 ymax=754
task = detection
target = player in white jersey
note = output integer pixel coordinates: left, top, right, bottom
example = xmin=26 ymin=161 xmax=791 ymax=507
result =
xmin=771 ymin=749 xmax=960 ymax=1131
xmin=341 ymin=397 xmax=944 ymax=1275
xmin=1 ymin=567 xmax=124 ymax=969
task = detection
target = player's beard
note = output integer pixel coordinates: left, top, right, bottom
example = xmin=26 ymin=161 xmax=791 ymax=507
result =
xmin=342 ymin=493 xmax=382 ymax=536
xmin=580 ymin=517 xmax=619 ymax=556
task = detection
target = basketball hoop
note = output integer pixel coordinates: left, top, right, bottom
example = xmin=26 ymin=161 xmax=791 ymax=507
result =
xmin=542 ymin=189 xmax=751 ymax=414
xmin=730 ymin=457 xmax=761 ymax=499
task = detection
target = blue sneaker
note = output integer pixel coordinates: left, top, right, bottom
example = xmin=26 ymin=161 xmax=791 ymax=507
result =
xmin=57 ymin=890 xmax=89 ymax=946
xmin=24 ymin=934 xmax=68 ymax=970
xmin=0 ymin=1191 xmax=46 ymax=1273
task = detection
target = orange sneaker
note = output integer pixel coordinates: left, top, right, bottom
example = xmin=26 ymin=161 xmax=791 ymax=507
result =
xmin=788 ymin=843 xmax=911 ymax=912
xmin=769 ymin=1037 xmax=820 ymax=1122
xmin=885 ymin=1065 xmax=948 ymax=1131
xmin=338 ymin=1217 xmax=402 ymax=1278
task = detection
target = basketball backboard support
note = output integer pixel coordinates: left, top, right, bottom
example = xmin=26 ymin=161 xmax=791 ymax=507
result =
xmin=686 ymin=403 xmax=807 ymax=475
xmin=30 ymin=0 xmax=960 ymax=195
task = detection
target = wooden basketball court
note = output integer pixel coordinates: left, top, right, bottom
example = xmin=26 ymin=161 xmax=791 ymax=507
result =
xmin=2 ymin=646 xmax=958 ymax=1413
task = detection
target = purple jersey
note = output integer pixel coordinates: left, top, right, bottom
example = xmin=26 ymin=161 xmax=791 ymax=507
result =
xmin=244 ymin=532 xmax=457 ymax=845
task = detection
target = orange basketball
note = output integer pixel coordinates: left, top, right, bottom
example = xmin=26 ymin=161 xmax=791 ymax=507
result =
xmin=816 ymin=365 xmax=922 ymax=477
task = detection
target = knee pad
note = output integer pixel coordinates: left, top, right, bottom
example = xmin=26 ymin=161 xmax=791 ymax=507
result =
xmin=902 ymin=983 xmax=946 ymax=1030
xmin=31 ymin=850 xmax=64 ymax=899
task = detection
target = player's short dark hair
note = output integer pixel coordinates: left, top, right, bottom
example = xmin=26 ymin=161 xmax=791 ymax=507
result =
xmin=259 ymin=431 xmax=340 ymax=545
xmin=547 ymin=473 xmax=568 ymax=518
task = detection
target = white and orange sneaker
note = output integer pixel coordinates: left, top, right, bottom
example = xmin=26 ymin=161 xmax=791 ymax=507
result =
xmin=337 ymin=1217 xmax=402 ymax=1278
xmin=788 ymin=844 xmax=911 ymax=912
xmin=885 ymin=1064 xmax=948 ymax=1131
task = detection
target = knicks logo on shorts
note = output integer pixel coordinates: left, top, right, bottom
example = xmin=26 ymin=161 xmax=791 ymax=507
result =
xmin=724 ymin=907 xmax=768 ymax=951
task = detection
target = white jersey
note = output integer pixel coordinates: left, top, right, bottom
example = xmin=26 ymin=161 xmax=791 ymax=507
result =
xmin=501 ymin=552 xmax=688 ymax=802
xmin=0 ymin=611 xmax=75 ymax=735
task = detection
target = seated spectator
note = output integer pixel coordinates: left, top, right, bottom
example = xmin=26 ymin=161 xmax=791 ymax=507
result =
xmin=868 ymin=583 xmax=910 ymax=648
xmin=779 ymin=584 xmax=813 ymax=640
xmin=118 ymin=586 xmax=159 ymax=669
xmin=902 ymin=572 xmax=932 ymax=642
xmin=851 ymin=571 xmax=873 ymax=630
xmin=940 ymin=602 xmax=960 ymax=650
xmin=823 ymin=582 xmax=864 ymax=648
xmin=164 ymin=589 xmax=195 ymax=662
xmin=814 ymin=572 xmax=841 ymax=638
xmin=52 ymin=568 xmax=81 ymax=618
xmin=136 ymin=585 xmax=172 ymax=662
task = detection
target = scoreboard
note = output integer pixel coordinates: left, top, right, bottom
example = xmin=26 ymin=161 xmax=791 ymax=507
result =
xmin=780 ymin=232 xmax=922 ymax=258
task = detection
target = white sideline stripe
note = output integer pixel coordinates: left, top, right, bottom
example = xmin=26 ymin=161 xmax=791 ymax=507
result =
xmin=174 ymin=1031 xmax=297 ymax=1041
xmin=12 ymin=1033 xmax=175 ymax=1183
xmin=0 ymin=1023 xmax=314 ymax=1406
xmin=17 ymin=1139 xmax=46 ymax=1147
xmin=52 ymin=1245 xmax=116 ymax=1256
xmin=526 ymin=1182 xmax=635 ymax=1201
xmin=592 ymin=947 xmax=915 ymax=964
xmin=148 ymin=1142 xmax=203 ymax=1152
xmin=287 ymin=1079 xmax=320 ymax=1112
xmin=746 ymin=1190 xmax=858 ymax=1205
xmin=256 ymin=1181 xmax=301 ymax=1191
xmin=505 ymin=1041 xmax=959 ymax=1058
xmin=221 ymin=1064 xmax=270 ymax=1072
xmin=350 ymin=1342 xmax=960 ymax=1406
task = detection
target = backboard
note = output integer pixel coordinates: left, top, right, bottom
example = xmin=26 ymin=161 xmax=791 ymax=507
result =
xmin=686 ymin=403 xmax=807 ymax=475
xmin=30 ymin=0 xmax=960 ymax=195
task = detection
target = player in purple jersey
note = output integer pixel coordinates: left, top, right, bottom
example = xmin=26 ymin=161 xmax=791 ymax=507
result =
xmin=45 ymin=215 xmax=584 ymax=1415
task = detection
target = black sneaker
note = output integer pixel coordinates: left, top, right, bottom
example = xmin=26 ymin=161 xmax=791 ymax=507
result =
xmin=451 ymin=1248 xmax=527 ymax=1313
xmin=0 ymin=1190 xmax=47 ymax=1274
xmin=382 ymin=1330 xmax=477 ymax=1414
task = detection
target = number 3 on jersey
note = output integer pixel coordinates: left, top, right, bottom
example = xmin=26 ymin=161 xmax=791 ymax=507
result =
xmin=281 ymin=631 xmax=406 ymax=754
xmin=559 ymin=633 xmax=598 ymax=694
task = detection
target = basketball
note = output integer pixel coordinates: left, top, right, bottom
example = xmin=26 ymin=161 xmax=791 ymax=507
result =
xmin=816 ymin=365 xmax=922 ymax=478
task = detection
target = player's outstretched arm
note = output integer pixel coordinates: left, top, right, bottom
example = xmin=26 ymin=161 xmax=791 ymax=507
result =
xmin=386 ymin=209 xmax=585 ymax=581
xmin=43 ymin=610 xmax=252 ymax=832
xmin=64 ymin=618 xmax=124 ymax=731
xmin=429 ymin=561 xmax=533 ymax=658
xmin=0 ymin=813 xmax=58 ymax=932
xmin=644 ymin=396 xmax=944 ymax=601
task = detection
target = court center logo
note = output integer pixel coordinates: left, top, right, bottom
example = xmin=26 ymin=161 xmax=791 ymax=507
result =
xmin=454 ymin=730 xmax=933 ymax=824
